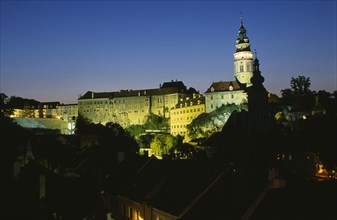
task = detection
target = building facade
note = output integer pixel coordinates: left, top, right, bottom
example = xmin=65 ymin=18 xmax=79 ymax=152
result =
xmin=78 ymin=81 xmax=191 ymax=127
xmin=204 ymin=81 xmax=246 ymax=113
xmin=170 ymin=94 xmax=205 ymax=140
xmin=56 ymin=104 xmax=78 ymax=121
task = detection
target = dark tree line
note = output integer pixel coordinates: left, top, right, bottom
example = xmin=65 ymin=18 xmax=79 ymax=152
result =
xmin=281 ymin=75 xmax=336 ymax=114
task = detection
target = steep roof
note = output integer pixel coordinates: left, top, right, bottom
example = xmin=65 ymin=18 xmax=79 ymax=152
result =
xmin=161 ymin=80 xmax=187 ymax=91
xmin=205 ymin=81 xmax=243 ymax=93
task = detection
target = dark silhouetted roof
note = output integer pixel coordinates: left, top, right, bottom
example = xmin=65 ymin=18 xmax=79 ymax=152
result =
xmin=249 ymin=181 xmax=337 ymax=220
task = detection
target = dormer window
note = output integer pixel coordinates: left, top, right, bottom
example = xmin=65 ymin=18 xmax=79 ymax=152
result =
xmin=229 ymin=85 xmax=233 ymax=91
xmin=210 ymin=87 xmax=214 ymax=92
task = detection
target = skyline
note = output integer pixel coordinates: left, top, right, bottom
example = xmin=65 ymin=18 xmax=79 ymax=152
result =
xmin=1 ymin=0 xmax=336 ymax=104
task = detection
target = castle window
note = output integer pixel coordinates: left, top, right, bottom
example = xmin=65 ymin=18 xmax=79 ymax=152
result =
xmin=240 ymin=65 xmax=244 ymax=72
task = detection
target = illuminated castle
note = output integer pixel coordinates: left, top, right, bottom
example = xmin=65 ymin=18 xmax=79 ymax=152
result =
xmin=204 ymin=17 xmax=254 ymax=113
xmin=10 ymin=17 xmax=266 ymax=137
xmin=77 ymin=80 xmax=197 ymax=127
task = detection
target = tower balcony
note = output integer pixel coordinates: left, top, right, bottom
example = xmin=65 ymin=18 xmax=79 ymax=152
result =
xmin=234 ymin=51 xmax=254 ymax=61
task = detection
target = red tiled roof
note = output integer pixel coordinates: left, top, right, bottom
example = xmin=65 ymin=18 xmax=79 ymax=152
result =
xmin=205 ymin=81 xmax=243 ymax=93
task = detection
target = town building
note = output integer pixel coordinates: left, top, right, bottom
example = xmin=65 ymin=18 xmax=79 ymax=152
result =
xmin=169 ymin=94 xmax=205 ymax=140
xmin=204 ymin=81 xmax=246 ymax=113
xmin=56 ymin=104 xmax=78 ymax=121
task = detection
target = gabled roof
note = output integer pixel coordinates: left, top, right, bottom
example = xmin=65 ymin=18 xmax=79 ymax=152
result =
xmin=205 ymin=81 xmax=243 ymax=93
xmin=161 ymin=80 xmax=186 ymax=91
xmin=268 ymin=93 xmax=280 ymax=104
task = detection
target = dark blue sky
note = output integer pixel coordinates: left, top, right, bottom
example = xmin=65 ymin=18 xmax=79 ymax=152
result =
xmin=1 ymin=0 xmax=336 ymax=104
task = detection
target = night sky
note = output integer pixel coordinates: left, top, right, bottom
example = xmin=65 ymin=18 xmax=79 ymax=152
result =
xmin=1 ymin=0 xmax=336 ymax=104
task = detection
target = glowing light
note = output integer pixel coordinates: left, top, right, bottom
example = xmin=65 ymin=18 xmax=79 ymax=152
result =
xmin=234 ymin=52 xmax=254 ymax=61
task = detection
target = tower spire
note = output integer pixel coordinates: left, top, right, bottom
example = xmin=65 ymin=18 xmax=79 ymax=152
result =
xmin=240 ymin=12 xmax=243 ymax=26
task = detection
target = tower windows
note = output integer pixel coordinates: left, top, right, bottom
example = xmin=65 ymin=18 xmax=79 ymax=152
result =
xmin=240 ymin=65 xmax=244 ymax=72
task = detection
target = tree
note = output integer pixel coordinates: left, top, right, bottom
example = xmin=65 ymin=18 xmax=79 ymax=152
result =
xmin=281 ymin=75 xmax=312 ymax=104
xmin=106 ymin=122 xmax=126 ymax=136
xmin=0 ymin=93 xmax=13 ymax=117
xmin=143 ymin=113 xmax=169 ymax=131
xmin=186 ymin=103 xmax=247 ymax=140
xmin=290 ymin=75 xmax=311 ymax=96
xmin=150 ymin=134 xmax=179 ymax=157
xmin=169 ymin=142 xmax=197 ymax=159
xmin=74 ymin=114 xmax=92 ymax=135
xmin=126 ymin=124 xmax=145 ymax=137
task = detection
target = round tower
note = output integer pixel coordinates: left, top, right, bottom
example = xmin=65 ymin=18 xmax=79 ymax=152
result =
xmin=233 ymin=17 xmax=254 ymax=87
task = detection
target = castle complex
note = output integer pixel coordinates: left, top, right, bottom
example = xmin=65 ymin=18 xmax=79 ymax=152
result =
xmin=11 ymin=18 xmax=259 ymax=138
xmin=204 ymin=17 xmax=253 ymax=113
